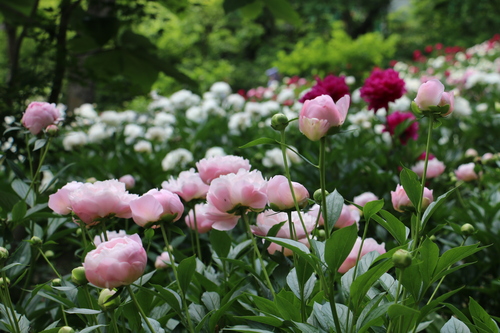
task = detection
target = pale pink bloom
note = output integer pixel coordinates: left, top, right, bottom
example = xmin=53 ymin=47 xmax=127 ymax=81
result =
xmin=155 ymin=252 xmax=174 ymax=269
xmin=414 ymin=79 xmax=454 ymax=115
xmin=207 ymin=169 xmax=267 ymax=215
xmin=162 ymin=168 xmax=209 ymax=202
xmin=338 ymin=237 xmax=386 ymax=273
xmin=203 ymin=205 xmax=240 ymax=231
xmin=306 ymin=204 xmax=324 ymax=226
xmin=94 ymin=230 xmax=128 ymax=246
xmin=130 ymin=189 xmax=184 ymax=228
xmin=482 ymin=153 xmax=494 ymax=161
xmin=118 ymin=174 xmax=135 ymax=189
xmin=267 ymin=175 xmax=309 ymax=211
xmin=184 ymin=203 xmax=215 ymax=233
xmin=48 ymin=181 xmax=84 ymax=215
xmin=353 ymin=192 xmax=379 ymax=207
xmin=411 ymin=158 xmax=446 ymax=178
xmin=84 ymin=234 xmax=147 ymax=289
xmin=465 ymin=148 xmax=478 ymax=158
xmin=21 ymin=102 xmax=61 ymax=135
xmin=64 ymin=180 xmax=138 ymax=225
xmin=391 ymin=184 xmax=433 ymax=213
xmin=196 ymin=155 xmax=251 ymax=184
xmin=454 ymin=163 xmax=479 ymax=182
xmin=253 ymin=210 xmax=315 ymax=256
xmin=335 ymin=204 xmax=360 ymax=229
xmin=299 ymin=94 xmax=350 ymax=141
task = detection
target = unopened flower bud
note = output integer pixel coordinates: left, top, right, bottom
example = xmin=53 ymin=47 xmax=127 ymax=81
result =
xmin=45 ymin=124 xmax=59 ymax=137
xmin=0 ymin=247 xmax=9 ymax=264
xmin=45 ymin=250 xmax=55 ymax=258
xmin=98 ymin=288 xmax=121 ymax=311
xmin=86 ymin=177 xmax=97 ymax=183
xmin=313 ymin=189 xmax=328 ymax=204
xmin=71 ymin=266 xmax=88 ymax=285
xmin=461 ymin=223 xmax=475 ymax=237
xmin=0 ymin=277 xmax=10 ymax=287
xmin=52 ymin=278 xmax=62 ymax=286
xmin=58 ymin=327 xmax=75 ymax=333
xmin=392 ymin=249 xmax=412 ymax=269
xmin=316 ymin=229 xmax=326 ymax=241
xmin=30 ymin=236 xmax=43 ymax=247
xmin=271 ymin=113 xmax=289 ymax=131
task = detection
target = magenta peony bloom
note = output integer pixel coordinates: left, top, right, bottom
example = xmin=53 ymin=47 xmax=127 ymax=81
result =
xmin=49 ymin=180 xmax=138 ymax=225
xmin=130 ymin=189 xmax=184 ymax=228
xmin=360 ymin=68 xmax=406 ymax=111
xmin=391 ymin=184 xmax=433 ymax=213
xmin=253 ymin=210 xmax=316 ymax=256
xmin=21 ymin=102 xmax=61 ymax=135
xmin=184 ymin=203 xmax=215 ymax=233
xmin=384 ymin=111 xmax=419 ymax=145
xmin=196 ymin=155 xmax=251 ymax=184
xmin=338 ymin=237 xmax=386 ymax=273
xmin=414 ymin=79 xmax=454 ymax=116
xmin=411 ymin=158 xmax=446 ymax=178
xmin=299 ymin=74 xmax=350 ymax=103
xmin=299 ymin=94 xmax=350 ymax=141
xmin=84 ymin=234 xmax=147 ymax=289
xmin=162 ymin=168 xmax=210 ymax=202
xmin=267 ymin=175 xmax=309 ymax=211
xmin=454 ymin=163 xmax=479 ymax=182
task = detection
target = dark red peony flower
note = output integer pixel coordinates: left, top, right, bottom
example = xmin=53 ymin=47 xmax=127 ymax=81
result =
xmin=417 ymin=152 xmax=435 ymax=161
xmin=383 ymin=111 xmax=419 ymax=145
xmin=299 ymin=74 xmax=350 ymax=103
xmin=360 ymin=68 xmax=407 ymax=111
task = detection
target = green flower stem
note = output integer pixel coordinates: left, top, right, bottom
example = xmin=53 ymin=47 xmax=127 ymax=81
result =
xmin=81 ymin=285 xmax=103 ymax=333
xmin=279 ymin=129 xmax=312 ymax=247
xmin=126 ymin=285 xmax=156 ymax=333
xmin=388 ymin=269 xmax=405 ymax=333
xmin=109 ymin=310 xmax=120 ymax=333
xmin=25 ymin=137 xmax=52 ymax=198
xmin=25 ymin=133 xmax=34 ymax=182
xmin=323 ymin=272 xmax=343 ymax=333
xmin=0 ymin=271 xmax=21 ymax=333
xmin=37 ymin=247 xmax=62 ymax=280
xmin=160 ymin=226 xmax=195 ymax=333
xmin=412 ymin=117 xmax=433 ymax=252
xmin=286 ymin=211 xmax=306 ymax=321
xmin=242 ymin=213 xmax=276 ymax=299
xmin=192 ymin=209 xmax=202 ymax=258
xmin=319 ymin=137 xmax=330 ymax=239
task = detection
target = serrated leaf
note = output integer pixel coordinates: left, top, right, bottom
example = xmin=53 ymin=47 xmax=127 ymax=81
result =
xmin=239 ymin=137 xmax=277 ymax=149
xmin=324 ymin=224 xmax=357 ymax=273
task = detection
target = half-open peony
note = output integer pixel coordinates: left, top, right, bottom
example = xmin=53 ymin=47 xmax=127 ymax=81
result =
xmin=338 ymin=237 xmax=386 ymax=273
xmin=299 ymin=94 xmax=350 ymax=141
xmin=267 ymin=175 xmax=309 ymax=211
xmin=391 ymin=184 xmax=433 ymax=213
xmin=196 ymin=155 xmax=251 ymax=184
xmin=414 ymin=79 xmax=454 ymax=116
xmin=130 ymin=189 xmax=184 ymax=228
xmin=21 ymin=102 xmax=61 ymax=135
xmin=84 ymin=234 xmax=147 ymax=289
xmin=454 ymin=163 xmax=479 ymax=182
xmin=162 ymin=168 xmax=209 ymax=202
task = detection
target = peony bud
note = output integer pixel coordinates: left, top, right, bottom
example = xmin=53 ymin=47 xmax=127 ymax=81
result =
xmin=30 ymin=236 xmax=43 ymax=247
xmin=313 ymin=189 xmax=328 ymax=204
xmin=45 ymin=250 xmax=55 ymax=258
xmin=392 ymin=249 xmax=412 ymax=269
xmin=98 ymin=288 xmax=121 ymax=311
xmin=0 ymin=247 xmax=9 ymax=264
xmin=52 ymin=278 xmax=62 ymax=287
xmin=461 ymin=223 xmax=475 ymax=237
xmin=58 ymin=327 xmax=75 ymax=333
xmin=271 ymin=113 xmax=289 ymax=131
xmin=71 ymin=266 xmax=88 ymax=285
xmin=0 ymin=277 xmax=10 ymax=287
xmin=46 ymin=124 xmax=59 ymax=137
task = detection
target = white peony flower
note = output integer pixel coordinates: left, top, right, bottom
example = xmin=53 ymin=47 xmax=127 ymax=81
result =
xmin=134 ymin=140 xmax=153 ymax=153
xmin=63 ymin=131 xmax=88 ymax=151
xmin=161 ymin=148 xmax=194 ymax=171
xmin=145 ymin=126 xmax=173 ymax=142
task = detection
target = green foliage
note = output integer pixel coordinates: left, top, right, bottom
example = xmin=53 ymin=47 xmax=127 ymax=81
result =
xmin=274 ymin=21 xmax=398 ymax=79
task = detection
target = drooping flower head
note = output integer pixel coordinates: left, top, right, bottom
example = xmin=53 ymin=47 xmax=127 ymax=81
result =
xmin=383 ymin=111 xmax=419 ymax=145
xmin=299 ymin=74 xmax=350 ymax=103
xmin=360 ymin=68 xmax=407 ymax=111
xmin=299 ymin=94 xmax=350 ymax=141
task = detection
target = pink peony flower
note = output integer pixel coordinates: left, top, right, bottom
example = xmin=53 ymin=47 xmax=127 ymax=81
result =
xmin=411 ymin=158 xmax=446 ymax=178
xmin=360 ymin=68 xmax=406 ymax=111
xmin=454 ymin=163 xmax=479 ymax=182
xmin=267 ymin=175 xmax=309 ymax=211
xmin=253 ymin=210 xmax=316 ymax=256
xmin=48 ymin=181 xmax=84 ymax=215
xmin=414 ymin=79 xmax=454 ymax=116
xmin=299 ymin=74 xmax=350 ymax=103
xmin=155 ymin=252 xmax=174 ymax=269
xmin=94 ymin=230 xmax=128 ymax=246
xmin=307 ymin=204 xmax=324 ymax=226
xmin=384 ymin=111 xmax=419 ymax=145
xmin=50 ymin=180 xmax=138 ymax=225
xmin=299 ymin=94 xmax=350 ymax=141
xmin=391 ymin=184 xmax=433 ymax=213
xmin=335 ymin=204 xmax=361 ymax=229
xmin=130 ymin=189 xmax=184 ymax=228
xmin=118 ymin=175 xmax=135 ymax=190
xmin=196 ymin=155 xmax=251 ymax=184
xmin=21 ymin=102 xmax=61 ymax=135
xmin=162 ymin=168 xmax=209 ymax=202
xmin=353 ymin=192 xmax=379 ymax=208
xmin=338 ymin=237 xmax=386 ymax=273
xmin=184 ymin=203 xmax=215 ymax=233
xmin=84 ymin=233 xmax=147 ymax=289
